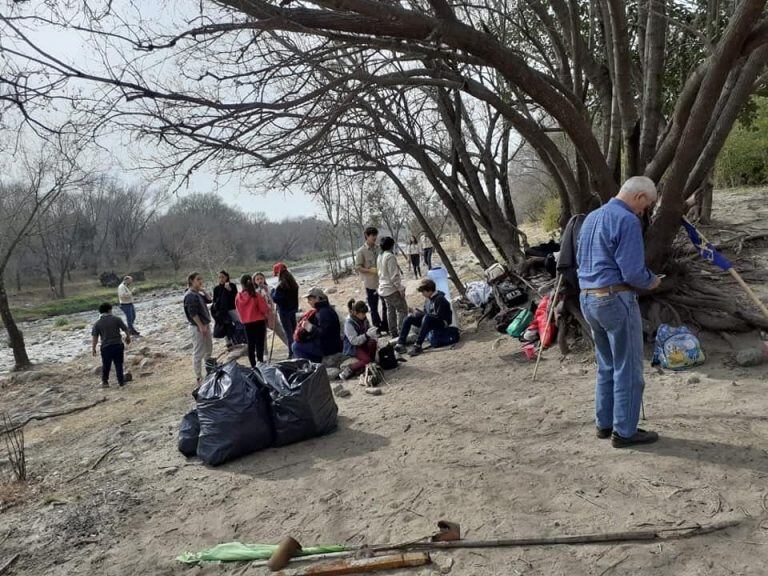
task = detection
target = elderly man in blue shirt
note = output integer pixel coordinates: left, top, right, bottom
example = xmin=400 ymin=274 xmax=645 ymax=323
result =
xmin=577 ymin=176 xmax=662 ymax=448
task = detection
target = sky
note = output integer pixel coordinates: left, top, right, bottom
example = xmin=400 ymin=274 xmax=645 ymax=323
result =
xmin=5 ymin=0 xmax=321 ymax=221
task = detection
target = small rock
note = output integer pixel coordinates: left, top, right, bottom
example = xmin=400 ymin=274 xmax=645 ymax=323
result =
xmin=364 ymin=388 xmax=382 ymax=396
xmin=687 ymin=376 xmax=700 ymax=384
xmin=162 ymin=466 xmax=179 ymax=476
xmin=139 ymin=358 xmax=151 ymax=369
xmin=436 ymin=556 xmax=454 ymax=574
xmin=118 ymin=452 xmax=134 ymax=460
xmin=735 ymin=348 xmax=766 ymax=367
xmin=139 ymin=371 xmax=154 ymax=378
xmin=124 ymin=372 xmax=133 ymax=382
xmin=333 ymin=384 xmax=351 ymax=398
xmin=325 ymin=287 xmax=338 ymax=295
xmin=326 ymin=368 xmax=341 ymax=380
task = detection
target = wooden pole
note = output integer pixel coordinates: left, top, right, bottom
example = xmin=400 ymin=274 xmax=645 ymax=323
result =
xmin=533 ymin=274 xmax=563 ymax=382
xmin=729 ymin=268 xmax=768 ymax=322
xmin=293 ymin=553 xmax=430 ymax=576
xmin=268 ymin=324 xmax=277 ymax=363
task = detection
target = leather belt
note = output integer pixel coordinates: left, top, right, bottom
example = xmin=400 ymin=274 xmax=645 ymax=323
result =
xmin=582 ymin=284 xmax=632 ymax=296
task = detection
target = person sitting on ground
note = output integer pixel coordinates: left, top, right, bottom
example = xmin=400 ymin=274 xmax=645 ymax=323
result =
xmin=236 ymin=275 xmax=270 ymax=367
xmin=272 ymin=262 xmax=300 ymax=359
xmin=291 ymin=287 xmax=342 ymax=362
xmin=394 ymin=278 xmax=457 ymax=356
xmin=340 ymin=299 xmax=379 ymax=380
xmin=378 ymin=236 xmax=408 ymax=338
xmin=91 ymin=302 xmax=131 ymax=388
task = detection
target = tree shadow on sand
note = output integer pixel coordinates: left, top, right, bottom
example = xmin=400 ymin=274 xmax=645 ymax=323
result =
xmin=220 ymin=415 xmax=391 ymax=480
xmin=636 ymin=435 xmax=768 ymax=473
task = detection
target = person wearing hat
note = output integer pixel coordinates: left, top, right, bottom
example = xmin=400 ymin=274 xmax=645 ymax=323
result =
xmin=271 ymin=262 xmax=300 ymax=358
xmin=394 ymin=278 xmax=456 ymax=356
xmin=340 ymin=299 xmax=379 ymax=380
xmin=291 ymin=287 xmax=343 ymax=362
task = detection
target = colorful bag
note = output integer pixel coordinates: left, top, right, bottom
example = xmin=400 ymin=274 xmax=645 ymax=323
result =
xmin=529 ymin=296 xmax=557 ymax=349
xmin=507 ymin=308 xmax=533 ymax=338
xmin=651 ymin=324 xmax=705 ymax=370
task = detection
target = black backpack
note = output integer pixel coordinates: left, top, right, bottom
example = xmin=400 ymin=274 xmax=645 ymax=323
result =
xmin=377 ymin=343 xmax=398 ymax=370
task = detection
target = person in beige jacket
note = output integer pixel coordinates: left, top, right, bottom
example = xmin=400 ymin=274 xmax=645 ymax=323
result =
xmin=377 ymin=236 xmax=408 ymax=338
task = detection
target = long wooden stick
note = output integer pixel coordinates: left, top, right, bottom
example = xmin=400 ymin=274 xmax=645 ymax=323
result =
xmin=533 ymin=274 xmax=563 ymax=381
xmin=729 ymin=268 xmax=768 ymax=322
xmin=247 ymin=520 xmax=740 ymax=568
xmin=293 ymin=553 xmax=430 ymax=576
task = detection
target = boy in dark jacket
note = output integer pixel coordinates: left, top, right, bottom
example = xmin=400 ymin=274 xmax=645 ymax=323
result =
xmin=291 ymin=287 xmax=343 ymax=362
xmin=394 ymin=278 xmax=457 ymax=356
xmin=91 ymin=302 xmax=132 ymax=388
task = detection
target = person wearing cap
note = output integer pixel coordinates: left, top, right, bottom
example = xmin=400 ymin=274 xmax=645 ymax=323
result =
xmin=340 ymin=299 xmax=379 ymax=380
xmin=394 ymin=278 xmax=456 ymax=356
xmin=271 ymin=262 xmax=300 ymax=358
xmin=291 ymin=287 xmax=342 ymax=362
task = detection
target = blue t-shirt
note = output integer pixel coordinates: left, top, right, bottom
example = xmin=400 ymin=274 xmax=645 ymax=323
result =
xmin=576 ymin=198 xmax=655 ymax=290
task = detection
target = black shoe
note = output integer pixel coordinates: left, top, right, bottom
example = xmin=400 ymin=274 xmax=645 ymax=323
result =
xmin=408 ymin=345 xmax=423 ymax=357
xmin=130 ymin=330 xmax=141 ymax=336
xmin=101 ymin=381 xmax=110 ymax=389
xmin=596 ymin=427 xmax=612 ymax=439
xmin=118 ymin=380 xmax=126 ymax=387
xmin=612 ymin=428 xmax=659 ymax=448
xmin=394 ymin=344 xmax=407 ymax=354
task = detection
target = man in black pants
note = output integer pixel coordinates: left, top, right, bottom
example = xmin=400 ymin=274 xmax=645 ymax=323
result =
xmin=91 ymin=303 xmax=132 ymax=388
xmin=355 ymin=226 xmax=388 ymax=334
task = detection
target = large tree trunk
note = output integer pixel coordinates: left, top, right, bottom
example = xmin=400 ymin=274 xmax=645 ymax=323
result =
xmin=0 ymin=274 xmax=31 ymax=370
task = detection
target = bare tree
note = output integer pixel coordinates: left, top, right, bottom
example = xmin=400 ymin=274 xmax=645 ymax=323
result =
xmin=0 ymin=144 xmax=83 ymax=369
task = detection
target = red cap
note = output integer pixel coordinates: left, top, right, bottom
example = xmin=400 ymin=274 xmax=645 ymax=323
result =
xmin=273 ymin=262 xmax=287 ymax=277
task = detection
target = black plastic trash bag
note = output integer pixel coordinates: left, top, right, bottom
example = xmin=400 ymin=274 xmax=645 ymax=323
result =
xmin=196 ymin=361 xmax=274 ymax=466
xmin=178 ymin=409 xmax=200 ymax=457
xmin=254 ymin=359 xmax=338 ymax=447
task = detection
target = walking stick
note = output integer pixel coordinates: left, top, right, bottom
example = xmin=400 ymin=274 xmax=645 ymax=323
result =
xmin=532 ymin=274 xmax=563 ymax=381
xmin=268 ymin=322 xmax=277 ymax=363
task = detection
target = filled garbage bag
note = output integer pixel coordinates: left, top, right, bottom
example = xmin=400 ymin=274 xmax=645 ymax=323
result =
xmin=196 ymin=361 xmax=274 ymax=466
xmin=254 ymin=359 xmax=338 ymax=447
xmin=178 ymin=409 xmax=200 ymax=457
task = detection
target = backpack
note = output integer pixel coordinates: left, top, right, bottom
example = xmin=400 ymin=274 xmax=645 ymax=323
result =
xmin=494 ymin=280 xmax=528 ymax=308
xmin=428 ymin=326 xmax=460 ymax=348
xmin=651 ymin=324 xmax=705 ymax=370
xmin=507 ymin=308 xmax=534 ymax=338
xmin=359 ymin=363 xmax=385 ymax=387
xmin=377 ymin=343 xmax=398 ymax=370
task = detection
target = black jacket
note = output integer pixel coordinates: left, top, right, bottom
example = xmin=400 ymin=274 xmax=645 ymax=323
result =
xmin=556 ymin=214 xmax=586 ymax=293
xmin=272 ymin=281 xmax=299 ymax=312
xmin=307 ymin=300 xmax=343 ymax=356
xmin=212 ymin=282 xmax=238 ymax=317
xmin=424 ymin=291 xmax=453 ymax=328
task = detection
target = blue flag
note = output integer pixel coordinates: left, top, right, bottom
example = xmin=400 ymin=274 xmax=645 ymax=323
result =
xmin=681 ymin=219 xmax=733 ymax=271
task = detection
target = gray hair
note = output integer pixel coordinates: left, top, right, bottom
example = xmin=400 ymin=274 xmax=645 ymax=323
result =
xmin=619 ymin=176 xmax=657 ymax=200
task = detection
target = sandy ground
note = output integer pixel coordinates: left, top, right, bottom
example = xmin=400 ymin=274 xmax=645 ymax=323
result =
xmin=1 ymin=189 xmax=768 ymax=576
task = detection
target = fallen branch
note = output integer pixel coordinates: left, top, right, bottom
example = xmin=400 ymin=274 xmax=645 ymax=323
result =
xmin=0 ymin=554 xmax=19 ymax=576
xmin=67 ymin=445 xmax=118 ymax=483
xmin=1 ymin=398 xmax=107 ymax=434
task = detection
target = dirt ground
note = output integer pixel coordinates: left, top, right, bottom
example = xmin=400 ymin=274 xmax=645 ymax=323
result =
xmin=1 ymin=189 xmax=768 ymax=576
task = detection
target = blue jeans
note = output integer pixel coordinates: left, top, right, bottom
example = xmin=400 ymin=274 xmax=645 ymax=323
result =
xmin=423 ymin=248 xmax=434 ymax=270
xmin=397 ymin=313 xmax=445 ymax=347
xmin=580 ymin=291 xmax=645 ymax=438
xmin=120 ymin=304 xmax=136 ymax=332
xmin=101 ymin=343 xmax=125 ymax=385
xmin=292 ymin=340 xmax=324 ymax=362
xmin=278 ymin=307 xmax=298 ymax=358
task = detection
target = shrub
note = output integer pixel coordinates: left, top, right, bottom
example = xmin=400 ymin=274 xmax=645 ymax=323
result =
xmin=53 ymin=317 xmax=69 ymax=327
xmin=542 ymin=197 xmax=561 ymax=233
xmin=716 ymin=96 xmax=768 ymax=188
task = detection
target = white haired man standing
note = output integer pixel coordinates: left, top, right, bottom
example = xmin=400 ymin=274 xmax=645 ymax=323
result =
xmin=577 ymin=176 xmax=662 ymax=448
